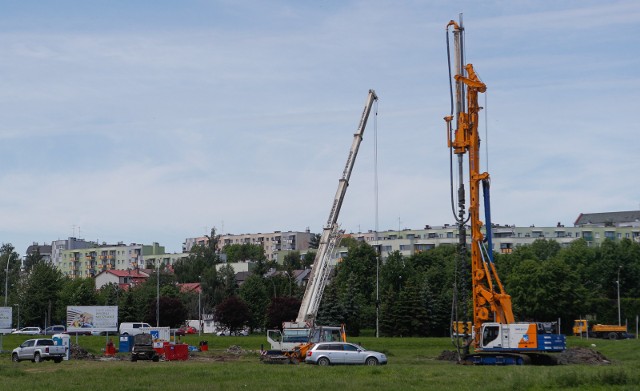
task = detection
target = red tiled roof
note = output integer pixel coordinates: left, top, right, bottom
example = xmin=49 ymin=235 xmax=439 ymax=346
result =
xmin=102 ymin=269 xmax=150 ymax=278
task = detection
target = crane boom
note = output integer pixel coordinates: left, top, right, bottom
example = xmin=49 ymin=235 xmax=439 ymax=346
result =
xmin=265 ymin=90 xmax=378 ymax=359
xmin=297 ymin=89 xmax=378 ymax=324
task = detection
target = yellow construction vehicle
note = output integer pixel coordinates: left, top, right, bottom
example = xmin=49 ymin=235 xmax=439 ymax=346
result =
xmin=573 ymin=319 xmax=628 ymax=339
xmin=445 ymin=16 xmax=566 ymax=365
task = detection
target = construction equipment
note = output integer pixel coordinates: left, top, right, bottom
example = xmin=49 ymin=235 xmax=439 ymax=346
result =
xmin=445 ymin=16 xmax=565 ymax=365
xmin=573 ymin=319 xmax=629 ymax=339
xmin=264 ymin=89 xmax=378 ymax=362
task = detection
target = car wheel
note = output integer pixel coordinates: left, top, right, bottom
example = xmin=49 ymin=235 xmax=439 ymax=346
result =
xmin=152 ymin=355 xmax=159 ymax=362
xmin=54 ymin=358 xmax=62 ymax=363
xmin=608 ymin=332 xmax=618 ymax=340
xmin=365 ymin=357 xmax=379 ymax=366
xmin=34 ymin=353 xmax=43 ymax=363
xmin=131 ymin=356 xmax=137 ymax=362
xmin=12 ymin=353 xmax=20 ymax=363
xmin=317 ymin=357 xmax=330 ymax=366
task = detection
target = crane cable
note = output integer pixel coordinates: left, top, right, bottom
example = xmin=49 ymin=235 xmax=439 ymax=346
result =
xmin=373 ymin=97 xmax=380 ymax=338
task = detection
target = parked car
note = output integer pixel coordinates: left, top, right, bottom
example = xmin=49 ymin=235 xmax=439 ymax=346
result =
xmin=174 ymin=326 xmax=197 ymax=336
xmin=11 ymin=327 xmax=42 ymax=335
xmin=43 ymin=325 xmax=66 ymax=335
xmin=305 ymin=342 xmax=387 ymax=366
xmin=119 ymin=322 xmax=152 ymax=336
xmin=12 ymin=338 xmax=66 ymax=363
xmin=216 ymin=328 xmax=248 ymax=336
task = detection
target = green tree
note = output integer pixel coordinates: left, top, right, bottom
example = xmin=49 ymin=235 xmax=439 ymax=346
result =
xmin=530 ymin=239 xmax=562 ymax=261
xmin=174 ymin=244 xmax=220 ymax=283
xmin=200 ymin=265 xmax=222 ymax=312
xmin=215 ymin=296 xmax=250 ymax=333
xmin=23 ymin=247 xmax=44 ymax=272
xmin=316 ymin=283 xmax=344 ymax=326
xmin=218 ymin=264 xmax=238 ymax=298
xmin=266 ymin=297 xmax=300 ymax=329
xmin=340 ymin=274 xmax=362 ymax=336
xmin=380 ymin=286 xmax=399 ymax=337
xmin=147 ymin=296 xmax=188 ymax=328
xmin=224 ymin=243 xmax=266 ymax=263
xmin=302 ymin=251 xmax=316 ymax=269
xmin=0 ymin=244 xmax=21 ymax=305
xmin=56 ymin=277 xmax=98 ymax=320
xmin=283 ymin=251 xmax=301 ymax=271
xmin=239 ymin=274 xmax=270 ymax=332
xmin=96 ymin=282 xmax=122 ymax=306
xmin=18 ymin=261 xmax=63 ymax=327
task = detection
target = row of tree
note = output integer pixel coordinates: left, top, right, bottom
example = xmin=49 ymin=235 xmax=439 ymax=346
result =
xmin=2 ymin=236 xmax=639 ymax=336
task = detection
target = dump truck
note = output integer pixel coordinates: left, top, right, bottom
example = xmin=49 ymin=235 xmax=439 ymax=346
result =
xmin=573 ymin=319 xmax=628 ymax=339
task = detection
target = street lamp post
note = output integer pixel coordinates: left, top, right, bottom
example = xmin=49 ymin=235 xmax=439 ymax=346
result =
xmin=284 ymin=271 xmax=293 ymax=296
xmin=156 ymin=258 xmax=160 ymax=327
xmin=1 ymin=255 xmax=10 ymax=353
xmin=617 ymin=266 xmax=622 ymax=326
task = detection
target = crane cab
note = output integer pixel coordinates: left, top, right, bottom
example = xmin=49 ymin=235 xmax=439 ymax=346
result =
xmin=479 ymin=322 xmax=565 ymax=352
xmin=267 ymin=324 xmax=344 ymax=352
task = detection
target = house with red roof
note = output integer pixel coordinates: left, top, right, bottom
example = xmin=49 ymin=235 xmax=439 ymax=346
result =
xmin=95 ymin=269 xmax=150 ymax=290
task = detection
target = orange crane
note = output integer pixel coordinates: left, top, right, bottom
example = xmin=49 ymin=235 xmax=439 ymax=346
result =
xmin=445 ymin=16 xmax=565 ymax=365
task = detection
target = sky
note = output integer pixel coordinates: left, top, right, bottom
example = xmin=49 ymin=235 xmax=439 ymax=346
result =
xmin=0 ymin=0 xmax=639 ymax=255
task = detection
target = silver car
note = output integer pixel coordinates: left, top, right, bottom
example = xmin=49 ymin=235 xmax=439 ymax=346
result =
xmin=305 ymin=342 xmax=387 ymax=366
xmin=11 ymin=327 xmax=42 ymax=335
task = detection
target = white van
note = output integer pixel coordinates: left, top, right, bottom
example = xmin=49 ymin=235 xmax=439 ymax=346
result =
xmin=119 ymin=322 xmax=152 ymax=336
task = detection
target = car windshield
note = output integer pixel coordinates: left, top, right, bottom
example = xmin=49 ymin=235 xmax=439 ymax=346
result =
xmin=39 ymin=339 xmax=54 ymax=346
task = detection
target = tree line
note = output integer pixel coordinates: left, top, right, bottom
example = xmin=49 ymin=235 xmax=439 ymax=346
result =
xmin=2 ymin=235 xmax=639 ymax=336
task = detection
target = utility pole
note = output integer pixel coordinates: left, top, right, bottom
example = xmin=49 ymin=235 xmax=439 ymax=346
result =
xmin=617 ymin=266 xmax=622 ymax=326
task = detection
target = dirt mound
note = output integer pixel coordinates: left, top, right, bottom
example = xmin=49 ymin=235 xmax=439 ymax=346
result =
xmin=226 ymin=345 xmax=246 ymax=355
xmin=70 ymin=344 xmax=95 ymax=360
xmin=437 ymin=350 xmax=460 ymax=361
xmin=556 ymin=347 xmax=610 ymax=365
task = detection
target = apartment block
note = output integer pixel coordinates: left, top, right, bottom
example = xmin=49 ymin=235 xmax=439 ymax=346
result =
xmin=58 ymin=241 xmax=187 ymax=279
xmin=349 ymin=212 xmax=640 ymax=259
xmin=184 ymin=230 xmax=314 ymax=262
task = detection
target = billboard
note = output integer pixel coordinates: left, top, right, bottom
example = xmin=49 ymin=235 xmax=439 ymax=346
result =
xmin=0 ymin=307 xmax=12 ymax=333
xmin=66 ymin=306 xmax=118 ymax=334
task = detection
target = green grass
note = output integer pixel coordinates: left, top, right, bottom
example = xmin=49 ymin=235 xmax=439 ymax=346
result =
xmin=1 ymin=334 xmax=639 ymax=390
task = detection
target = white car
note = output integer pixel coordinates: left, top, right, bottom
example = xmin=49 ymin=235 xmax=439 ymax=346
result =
xmin=12 ymin=327 xmax=43 ymax=335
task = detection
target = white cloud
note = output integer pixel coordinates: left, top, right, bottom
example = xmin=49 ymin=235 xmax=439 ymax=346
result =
xmin=0 ymin=1 xmax=639 ymax=254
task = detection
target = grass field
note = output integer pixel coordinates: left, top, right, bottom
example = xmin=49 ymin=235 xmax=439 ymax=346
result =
xmin=0 ymin=333 xmax=639 ymax=390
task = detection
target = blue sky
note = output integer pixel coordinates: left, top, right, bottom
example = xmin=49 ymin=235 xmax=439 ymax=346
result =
xmin=1 ymin=1 xmax=638 ymax=254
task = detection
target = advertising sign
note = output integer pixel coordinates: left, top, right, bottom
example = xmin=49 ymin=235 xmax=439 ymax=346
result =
xmin=67 ymin=306 xmax=118 ymax=334
xmin=0 ymin=307 xmax=12 ymax=333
